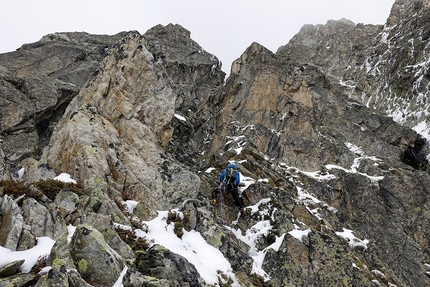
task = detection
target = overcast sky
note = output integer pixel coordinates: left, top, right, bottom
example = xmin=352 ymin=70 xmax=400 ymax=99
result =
xmin=1 ymin=0 xmax=395 ymax=73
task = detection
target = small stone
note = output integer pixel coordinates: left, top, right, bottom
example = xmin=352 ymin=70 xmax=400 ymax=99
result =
xmin=0 ymin=259 xmax=25 ymax=277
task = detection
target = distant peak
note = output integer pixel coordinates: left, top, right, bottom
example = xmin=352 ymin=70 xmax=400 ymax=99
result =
xmin=327 ymin=18 xmax=356 ymax=26
xmin=145 ymin=23 xmax=191 ymax=38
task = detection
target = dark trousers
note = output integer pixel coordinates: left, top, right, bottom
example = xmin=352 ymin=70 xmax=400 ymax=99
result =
xmin=212 ymin=184 xmax=245 ymax=210
xmin=229 ymin=185 xmax=245 ymax=210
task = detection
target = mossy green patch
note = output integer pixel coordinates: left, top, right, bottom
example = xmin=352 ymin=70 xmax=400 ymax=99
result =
xmin=343 ymin=276 xmax=352 ymax=286
xmin=105 ymin=228 xmax=116 ymax=238
xmin=206 ymin=228 xmax=226 ymax=248
xmin=281 ymin=263 xmax=301 ymax=272
xmin=78 ymin=259 xmax=88 ymax=273
xmin=52 ymin=258 xmax=64 ymax=269
xmin=87 ymin=146 xmax=98 ymax=155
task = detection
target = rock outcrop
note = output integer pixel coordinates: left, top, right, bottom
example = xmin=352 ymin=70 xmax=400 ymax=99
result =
xmin=1 ymin=1 xmax=430 ymax=286
xmin=134 ymin=244 xmax=205 ymax=286
xmin=0 ymin=31 xmax=127 ymax=179
xmin=278 ymin=0 xmax=430 ymax=164
xmin=70 ymin=224 xmax=124 ymax=287
xmin=41 ymin=26 xmax=224 ymax=219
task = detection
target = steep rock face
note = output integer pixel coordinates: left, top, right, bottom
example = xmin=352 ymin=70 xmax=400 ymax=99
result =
xmin=207 ymin=41 xmax=421 ymax=172
xmin=277 ymin=18 xmax=382 ymax=81
xmin=0 ymin=195 xmax=23 ymax=250
xmin=0 ymin=32 xmax=126 ymax=178
xmin=348 ymin=1 xmax=430 ymax=131
xmin=143 ymin=24 xmax=225 ymax=97
xmin=42 ymin=26 xmax=224 ymax=219
xmin=277 ymin=0 xmax=430 ymax=166
xmin=144 ymin=24 xmax=226 ymax=167
xmin=21 ymin=197 xmax=67 ymax=238
xmin=350 ymin=0 xmax=430 ymax=137
xmin=199 ymin=37 xmax=430 ymax=286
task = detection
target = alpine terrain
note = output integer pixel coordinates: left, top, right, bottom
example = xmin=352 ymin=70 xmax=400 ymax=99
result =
xmin=1 ymin=0 xmax=430 ymax=286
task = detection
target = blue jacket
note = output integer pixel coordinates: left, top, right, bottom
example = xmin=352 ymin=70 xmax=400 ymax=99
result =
xmin=219 ymin=164 xmax=240 ymax=186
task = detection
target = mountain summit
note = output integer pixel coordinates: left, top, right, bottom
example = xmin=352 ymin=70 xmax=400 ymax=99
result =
xmin=1 ymin=1 xmax=430 ymax=286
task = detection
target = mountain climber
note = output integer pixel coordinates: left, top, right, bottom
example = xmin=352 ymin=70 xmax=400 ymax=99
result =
xmin=212 ymin=163 xmax=247 ymax=218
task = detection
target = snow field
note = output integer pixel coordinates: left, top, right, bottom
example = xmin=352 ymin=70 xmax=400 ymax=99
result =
xmin=0 ymin=237 xmax=55 ymax=273
xmin=134 ymin=209 xmax=240 ymax=286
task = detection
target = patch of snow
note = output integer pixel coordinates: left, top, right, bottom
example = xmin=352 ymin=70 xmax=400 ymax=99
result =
xmin=297 ymin=187 xmax=321 ymax=204
xmin=211 ymin=63 xmax=218 ymax=75
xmin=18 ymin=167 xmax=25 ymax=179
xmin=345 ymin=142 xmax=365 ymax=156
xmin=225 ymin=135 xmax=246 ymax=155
xmin=114 ymin=223 xmax=132 ymax=231
xmin=67 ymin=224 xmax=76 ymax=244
xmin=230 ymin=197 xmax=288 ymax=281
xmin=136 ymin=210 xmax=239 ymax=286
xmin=54 ymin=173 xmax=77 ymax=184
xmin=296 ymin=187 xmax=338 ymax=221
xmin=388 ymin=103 xmax=410 ymax=125
xmin=239 ymin=175 xmax=255 ymax=194
xmin=371 ymin=269 xmax=386 ymax=279
xmin=174 ymin=114 xmax=186 ymax=121
xmin=280 ymin=113 xmax=288 ymax=120
xmin=125 ymin=200 xmax=138 ymax=213
xmin=365 ymin=59 xmax=372 ymax=73
xmin=0 ymin=237 xmax=56 ymax=273
xmin=245 ymin=198 xmax=271 ymax=215
xmin=271 ymin=129 xmax=281 ymax=136
xmin=288 ymin=228 xmax=311 ymax=242
xmin=234 ymin=146 xmax=243 ymax=154
xmin=413 ymin=120 xmax=430 ymax=143
xmin=366 ymin=175 xmax=385 ymax=184
xmin=425 ymin=263 xmax=430 ymax=276
xmin=230 ymin=219 xmax=276 ymax=281
xmin=299 ymin=170 xmax=337 ymax=182
xmin=225 ymin=135 xmax=245 ymax=146
xmin=339 ymin=79 xmax=356 ymax=89
xmin=325 ymin=164 xmax=384 ymax=185
xmin=241 ymin=124 xmax=255 ymax=131
xmin=325 ymin=164 xmax=349 ymax=173
xmin=350 ymin=158 xmax=361 ymax=172
xmin=269 ymin=233 xmax=285 ymax=252
xmin=38 ymin=266 xmax=52 ymax=275
xmin=311 ymin=143 xmax=386 ymax=185
xmin=205 ymin=167 xmax=216 ymax=173
xmin=254 ymin=233 xmax=286 ymax=280
xmin=112 ymin=266 xmax=128 ymax=287
xmin=335 ymin=228 xmax=369 ymax=250
xmin=345 ymin=143 xmax=382 ymax=163
xmin=281 ymin=155 xmax=339 ymax=185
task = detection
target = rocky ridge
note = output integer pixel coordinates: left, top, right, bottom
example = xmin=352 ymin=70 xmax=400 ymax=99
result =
xmin=1 ymin=1 xmax=430 ymax=286
xmin=278 ymin=0 xmax=430 ymax=163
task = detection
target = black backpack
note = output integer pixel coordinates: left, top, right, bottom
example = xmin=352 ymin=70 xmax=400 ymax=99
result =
xmin=225 ymin=167 xmax=237 ymax=185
